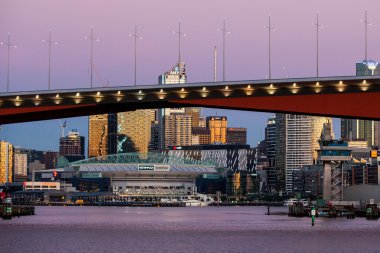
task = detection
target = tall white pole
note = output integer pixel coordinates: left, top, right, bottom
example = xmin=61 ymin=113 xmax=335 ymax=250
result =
xmin=214 ymin=46 xmax=217 ymax=82
xmin=219 ymin=20 xmax=230 ymax=82
xmin=85 ymin=27 xmax=99 ymax=88
xmin=43 ymin=31 xmax=58 ymax=90
xmin=265 ymin=16 xmax=275 ymax=80
xmin=174 ymin=20 xmax=186 ymax=64
xmin=313 ymin=13 xmax=322 ymax=78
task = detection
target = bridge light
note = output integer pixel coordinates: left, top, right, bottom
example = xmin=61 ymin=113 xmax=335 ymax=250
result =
xmin=35 ymin=95 xmax=39 ymax=99
xmin=16 ymin=96 xmax=19 ymax=100
xmin=202 ymin=87 xmax=206 ymax=91
xmin=200 ymin=87 xmax=209 ymax=98
xmin=360 ymin=80 xmax=370 ymax=91
xmin=117 ymin=90 xmax=121 ymax=95
xmin=290 ymin=83 xmax=299 ymax=94
xmin=293 ymin=83 xmax=297 ymax=87
xmin=316 ymin=82 xmax=320 ymax=86
xmin=138 ymin=90 xmax=142 ymax=94
xmin=160 ymin=89 xmax=164 ymax=93
xmin=96 ymin=91 xmax=101 ymax=96
xmin=14 ymin=96 xmax=22 ymax=107
xmin=339 ymin=81 xmax=343 ymax=85
xmin=181 ymin=88 xmax=185 ymax=92
xmin=225 ymin=86 xmax=229 ymax=90
xmin=56 ymin=94 xmax=60 ymax=98
xmin=245 ymin=84 xmax=254 ymax=95
xmin=247 ymin=85 xmax=251 ymax=89
xmin=76 ymin=93 xmax=80 ymax=97
xmin=267 ymin=84 xmax=276 ymax=95
xmin=337 ymin=81 xmax=345 ymax=92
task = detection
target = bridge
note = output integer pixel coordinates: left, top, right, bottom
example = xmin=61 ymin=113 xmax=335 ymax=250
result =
xmin=0 ymin=75 xmax=379 ymax=124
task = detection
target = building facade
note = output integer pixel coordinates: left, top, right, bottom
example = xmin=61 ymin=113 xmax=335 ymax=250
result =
xmin=206 ymin=116 xmax=227 ymax=144
xmin=14 ymin=153 xmax=28 ymax=176
xmin=0 ymin=141 xmax=13 ymax=184
xmin=117 ymin=110 xmax=151 ymax=154
xmin=191 ymin=127 xmax=211 ymax=145
xmin=227 ymin=128 xmax=247 ymax=145
xmin=59 ymin=130 xmax=85 ymax=163
xmin=89 ymin=114 xmax=117 ymax=158
xmin=275 ymin=114 xmax=331 ymax=192
xmin=265 ymin=118 xmax=277 ymax=191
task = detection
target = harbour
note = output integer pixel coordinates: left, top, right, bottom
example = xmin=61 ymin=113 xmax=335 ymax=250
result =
xmin=2 ymin=206 xmax=380 ymax=253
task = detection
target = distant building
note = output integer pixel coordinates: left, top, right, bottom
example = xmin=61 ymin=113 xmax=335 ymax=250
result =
xmin=276 ymin=114 xmax=331 ymax=192
xmin=157 ymin=62 xmax=188 ymax=151
xmin=168 ymin=144 xmax=255 ymax=172
xmin=14 ymin=153 xmax=28 ymax=176
xmin=0 ymin=141 xmax=13 ymax=184
xmin=292 ymin=164 xmax=323 ymax=197
xmin=88 ymin=114 xmax=117 ymax=158
xmin=164 ymin=114 xmax=192 ymax=148
xmin=198 ymin=117 xmax=206 ymax=128
xmin=206 ymin=116 xmax=227 ymax=144
xmin=117 ymin=110 xmax=151 ymax=154
xmin=59 ymin=130 xmax=85 ymax=163
xmin=149 ymin=123 xmax=160 ymax=152
xmin=191 ymin=127 xmax=210 ymax=145
xmin=42 ymin=151 xmax=59 ymax=170
xmin=227 ymin=127 xmax=247 ymax=145
xmin=265 ymin=118 xmax=277 ymax=191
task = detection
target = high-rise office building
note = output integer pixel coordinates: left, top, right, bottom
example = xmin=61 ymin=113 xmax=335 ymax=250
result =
xmin=275 ymin=114 xmax=331 ymax=192
xmin=206 ymin=116 xmax=227 ymax=144
xmin=163 ymin=114 xmax=192 ymax=148
xmin=158 ymin=62 xmax=188 ymax=151
xmin=0 ymin=141 xmax=13 ymax=184
xmin=14 ymin=153 xmax=27 ymax=176
xmin=265 ymin=118 xmax=277 ymax=191
xmin=59 ymin=130 xmax=85 ymax=162
xmin=89 ymin=114 xmax=117 ymax=158
xmin=42 ymin=151 xmax=59 ymax=170
xmin=117 ymin=110 xmax=151 ymax=154
xmin=341 ymin=60 xmax=380 ymax=148
xmin=185 ymin=108 xmax=201 ymax=128
xmin=227 ymin=128 xmax=247 ymax=145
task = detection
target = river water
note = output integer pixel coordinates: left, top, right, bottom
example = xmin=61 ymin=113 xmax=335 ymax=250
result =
xmin=1 ymin=206 xmax=380 ymax=253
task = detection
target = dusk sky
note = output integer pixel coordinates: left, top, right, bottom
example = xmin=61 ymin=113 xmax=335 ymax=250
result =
xmin=1 ymin=0 xmax=379 ymax=151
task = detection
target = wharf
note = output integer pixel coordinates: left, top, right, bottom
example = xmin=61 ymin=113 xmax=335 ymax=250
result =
xmin=0 ymin=205 xmax=35 ymax=218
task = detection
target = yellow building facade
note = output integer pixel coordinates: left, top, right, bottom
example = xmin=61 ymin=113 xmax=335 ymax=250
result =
xmin=0 ymin=141 xmax=13 ymax=184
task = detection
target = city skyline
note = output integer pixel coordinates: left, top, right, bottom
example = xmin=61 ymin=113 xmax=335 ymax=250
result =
xmin=1 ymin=0 xmax=380 ymax=150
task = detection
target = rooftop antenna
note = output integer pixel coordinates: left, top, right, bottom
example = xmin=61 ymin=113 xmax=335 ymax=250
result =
xmin=361 ymin=10 xmax=371 ymax=61
xmin=313 ymin=12 xmax=323 ymax=77
xmin=214 ymin=46 xmax=217 ymax=82
xmin=42 ymin=31 xmax=58 ymax=90
xmin=174 ymin=20 xmax=186 ymax=64
xmin=58 ymin=120 xmax=67 ymax=138
xmin=130 ymin=25 xmax=142 ymax=86
xmin=84 ymin=27 xmax=100 ymax=88
xmin=0 ymin=33 xmax=17 ymax=92
xmin=265 ymin=16 xmax=275 ymax=80
xmin=218 ymin=20 xmax=230 ymax=82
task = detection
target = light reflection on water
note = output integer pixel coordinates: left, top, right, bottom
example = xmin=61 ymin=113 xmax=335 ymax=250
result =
xmin=1 ymin=206 xmax=380 ymax=253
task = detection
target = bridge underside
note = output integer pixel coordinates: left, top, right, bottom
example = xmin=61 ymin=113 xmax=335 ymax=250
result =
xmin=0 ymin=76 xmax=379 ymax=124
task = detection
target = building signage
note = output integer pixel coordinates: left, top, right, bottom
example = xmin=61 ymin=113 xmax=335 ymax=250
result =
xmin=138 ymin=165 xmax=170 ymax=171
xmin=138 ymin=165 xmax=155 ymax=171
xmin=82 ymin=172 xmax=103 ymax=178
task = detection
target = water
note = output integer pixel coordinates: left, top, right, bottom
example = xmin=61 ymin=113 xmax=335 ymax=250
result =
xmin=1 ymin=206 xmax=380 ymax=253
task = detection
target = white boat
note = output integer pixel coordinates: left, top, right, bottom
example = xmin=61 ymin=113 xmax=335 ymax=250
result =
xmin=182 ymin=194 xmax=214 ymax=207
xmin=284 ymin=198 xmax=309 ymax=207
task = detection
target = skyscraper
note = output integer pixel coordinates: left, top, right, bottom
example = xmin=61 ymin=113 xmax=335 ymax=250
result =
xmin=14 ymin=153 xmax=27 ymax=176
xmin=206 ymin=116 xmax=228 ymax=144
xmin=59 ymin=130 xmax=85 ymax=162
xmin=163 ymin=113 xmax=192 ymax=148
xmin=88 ymin=114 xmax=117 ymax=158
xmin=0 ymin=141 xmax=13 ymax=184
xmin=265 ymin=118 xmax=276 ymax=191
xmin=341 ymin=59 xmax=380 ymax=148
xmin=117 ymin=110 xmax=151 ymax=153
xmin=158 ymin=62 xmax=187 ymax=151
xmin=275 ymin=114 xmax=331 ymax=192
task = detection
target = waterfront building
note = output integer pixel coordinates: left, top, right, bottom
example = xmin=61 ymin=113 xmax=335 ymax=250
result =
xmin=265 ymin=118 xmax=277 ymax=191
xmin=14 ymin=153 xmax=28 ymax=176
xmin=185 ymin=108 xmax=201 ymax=128
xmin=227 ymin=127 xmax=247 ymax=145
xmin=292 ymin=164 xmax=323 ymax=197
xmin=341 ymin=60 xmax=380 ymax=148
xmin=149 ymin=123 xmax=160 ymax=152
xmin=191 ymin=127 xmax=211 ymax=145
xmin=275 ymin=114 xmax=331 ymax=192
xmin=206 ymin=116 xmax=227 ymax=144
xmin=89 ymin=114 xmax=117 ymax=158
xmin=117 ymin=110 xmax=151 ymax=154
xmin=226 ymin=171 xmax=259 ymax=197
xmin=59 ymin=130 xmax=85 ymax=163
xmin=0 ymin=141 xmax=13 ymax=184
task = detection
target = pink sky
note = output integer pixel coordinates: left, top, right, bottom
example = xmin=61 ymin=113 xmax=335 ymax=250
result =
xmin=1 ymin=0 xmax=379 ymax=150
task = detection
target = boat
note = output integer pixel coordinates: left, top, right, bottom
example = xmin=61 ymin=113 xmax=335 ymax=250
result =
xmin=182 ymin=194 xmax=214 ymax=207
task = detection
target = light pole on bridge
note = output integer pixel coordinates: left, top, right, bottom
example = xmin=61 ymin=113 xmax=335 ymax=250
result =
xmin=130 ymin=26 xmax=142 ymax=86
xmin=313 ymin=12 xmax=323 ymax=78
xmin=85 ymin=27 xmax=100 ymax=88
xmin=0 ymin=33 xmax=17 ymax=92
xmin=219 ymin=20 xmax=230 ymax=82
xmin=265 ymin=16 xmax=275 ymax=80
xmin=42 ymin=31 xmax=58 ymax=90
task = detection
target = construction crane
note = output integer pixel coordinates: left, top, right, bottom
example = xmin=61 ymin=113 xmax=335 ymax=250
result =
xmin=58 ymin=120 xmax=67 ymax=138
